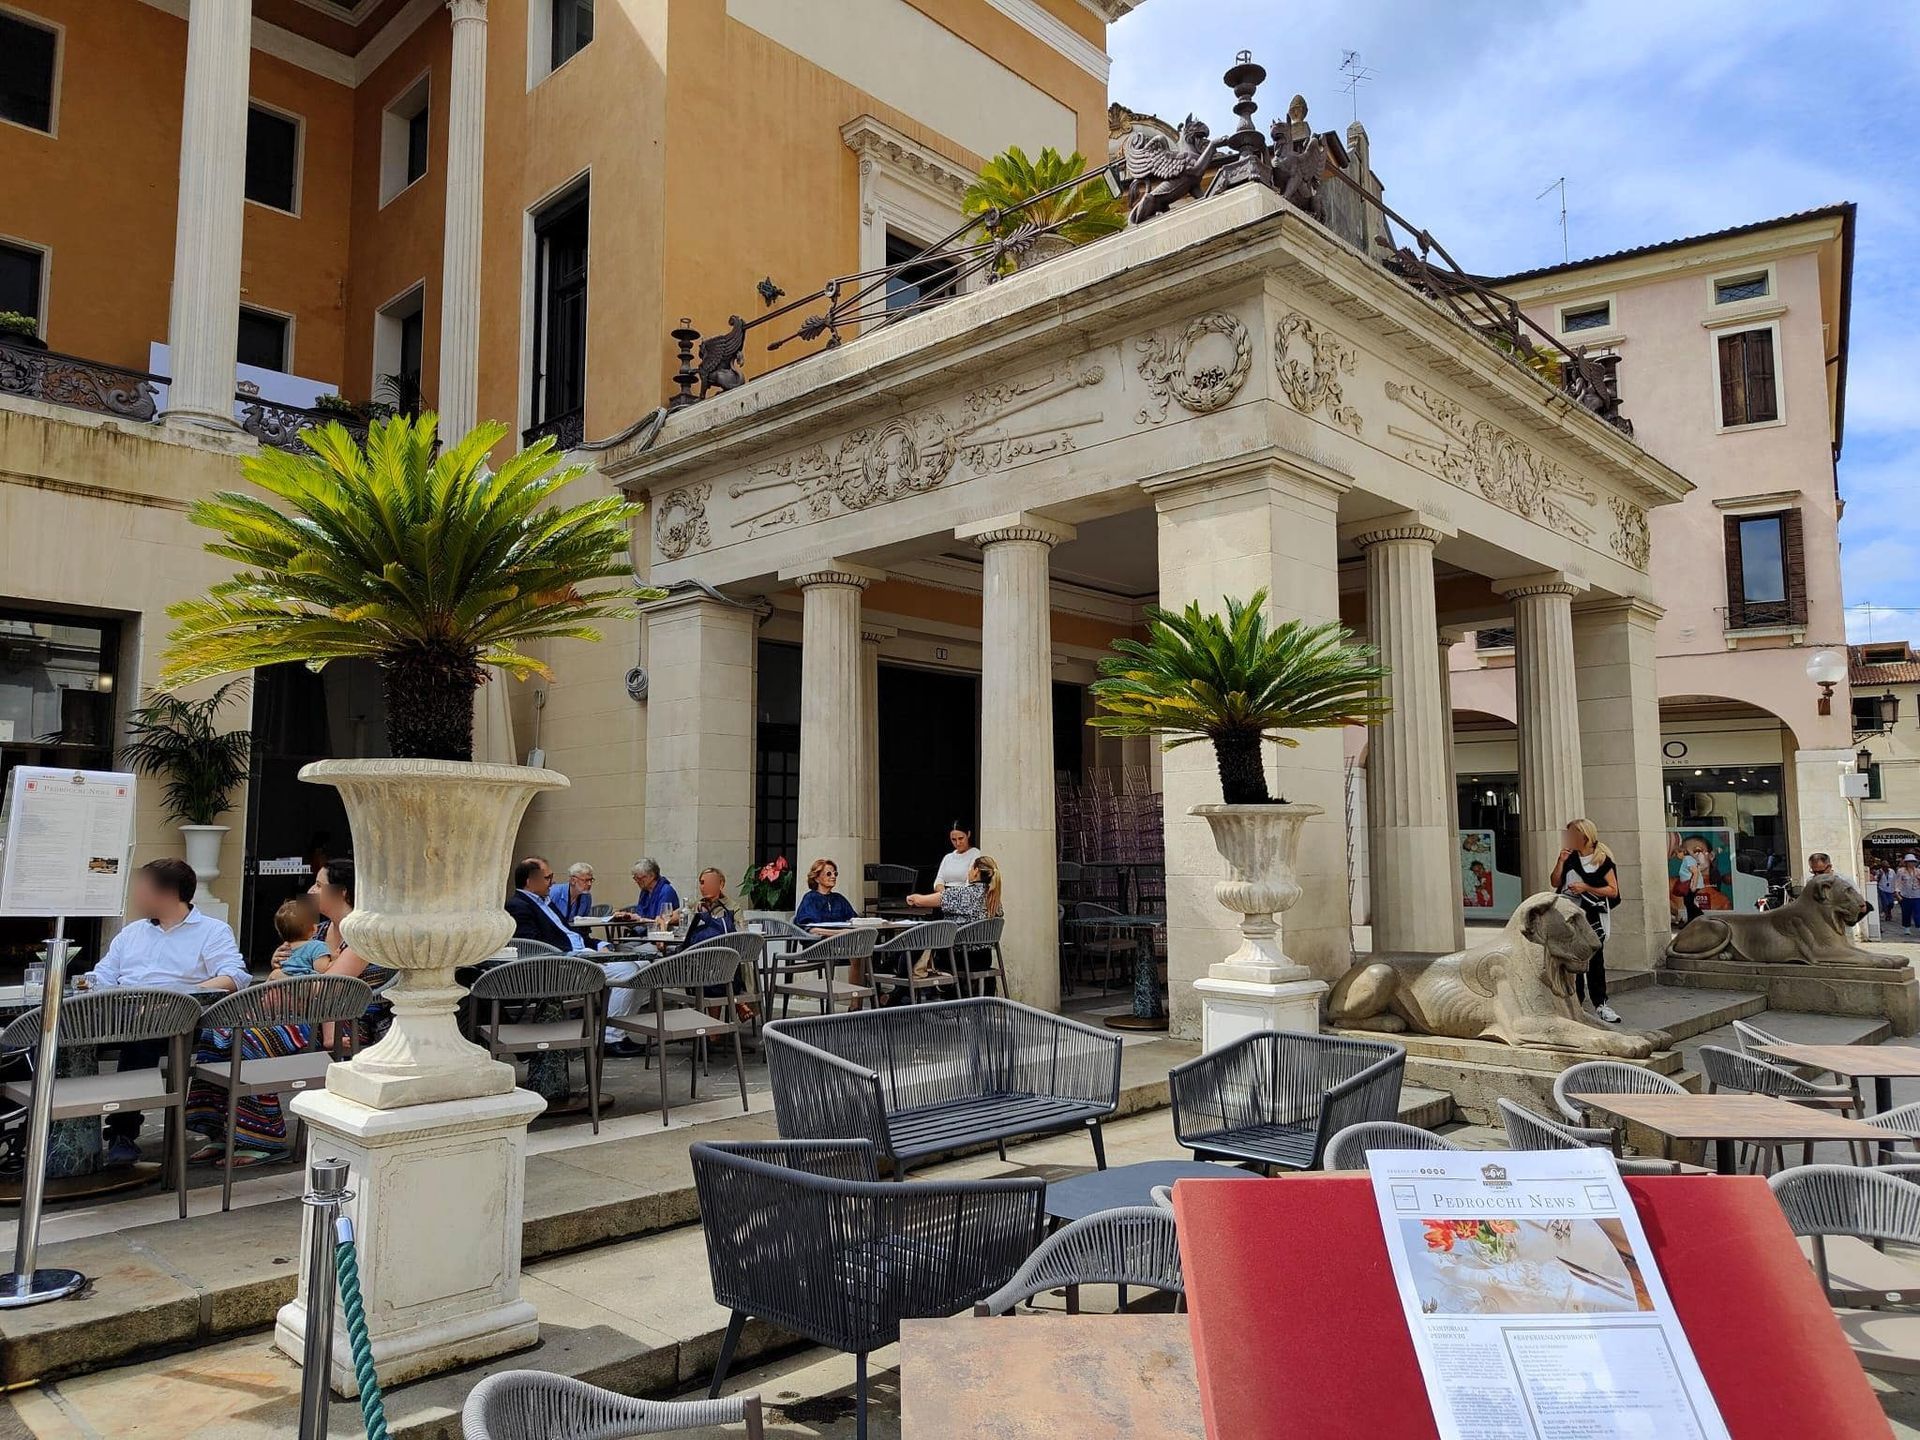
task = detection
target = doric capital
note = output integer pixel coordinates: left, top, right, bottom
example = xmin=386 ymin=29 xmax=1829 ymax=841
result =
xmin=1346 ymin=523 xmax=1446 ymax=551
xmin=1495 ymin=572 xmax=1585 ymax=603
xmin=447 ymin=0 xmax=487 ymax=21
xmin=779 ymin=561 xmax=885 ymax=591
xmin=955 ymin=512 xmax=1076 ymax=549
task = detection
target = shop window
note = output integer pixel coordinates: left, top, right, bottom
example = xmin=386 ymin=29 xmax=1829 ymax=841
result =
xmin=884 ymin=230 xmax=959 ymax=314
xmin=244 ymin=104 xmax=300 ymax=213
xmin=0 ymin=10 xmax=57 ymax=134
xmin=1717 ymin=327 xmax=1778 ymax=427
xmin=380 ymin=74 xmax=431 ymax=204
xmin=0 ymin=238 xmax=44 ymax=328
xmin=1723 ymin=509 xmax=1804 ymax=630
xmin=237 ymin=306 xmax=289 ymax=373
xmin=1663 ymin=764 xmax=1788 ymax=904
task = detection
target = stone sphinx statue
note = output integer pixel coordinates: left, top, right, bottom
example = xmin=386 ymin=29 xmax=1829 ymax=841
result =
xmin=1328 ymin=893 xmax=1663 ymax=1058
xmin=1667 ymin=873 xmax=1898 ymax=968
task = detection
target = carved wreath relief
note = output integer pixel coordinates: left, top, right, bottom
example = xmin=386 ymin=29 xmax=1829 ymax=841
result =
xmin=1134 ymin=312 xmax=1252 ymax=424
xmin=653 ymin=482 xmax=713 ymax=561
xmin=1608 ymin=495 xmax=1651 ymax=571
xmin=1273 ymin=311 xmax=1362 ymax=432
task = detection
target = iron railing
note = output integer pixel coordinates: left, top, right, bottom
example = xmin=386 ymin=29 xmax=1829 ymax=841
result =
xmin=0 ymin=339 xmax=161 ymax=422
xmin=237 ymin=397 xmax=370 ymax=450
xmin=523 ymin=406 xmax=584 ymax=450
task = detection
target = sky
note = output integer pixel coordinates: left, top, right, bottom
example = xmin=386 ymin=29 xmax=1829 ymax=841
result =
xmin=1108 ymin=1 xmax=1920 ymax=644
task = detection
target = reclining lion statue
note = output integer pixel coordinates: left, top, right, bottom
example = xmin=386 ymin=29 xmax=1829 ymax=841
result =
xmin=1327 ymin=893 xmax=1664 ymax=1058
xmin=1667 ymin=873 xmax=1898 ymax=968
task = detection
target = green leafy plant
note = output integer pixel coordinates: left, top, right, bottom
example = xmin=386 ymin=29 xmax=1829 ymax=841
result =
xmin=963 ymin=146 xmax=1125 ymax=272
xmin=366 ymin=370 xmax=422 ymax=421
xmin=1089 ymin=591 xmax=1391 ymax=805
xmin=0 ymin=311 xmax=40 ymax=339
xmin=121 ymin=680 xmax=253 ymax=826
xmin=161 ymin=413 xmax=657 ymax=762
xmin=309 ymin=392 xmax=362 ymax=417
xmin=741 ymin=856 xmax=795 ymax=911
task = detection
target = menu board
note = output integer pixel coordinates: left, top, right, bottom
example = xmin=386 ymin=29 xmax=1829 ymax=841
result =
xmin=0 ymin=767 xmax=138 ymax=918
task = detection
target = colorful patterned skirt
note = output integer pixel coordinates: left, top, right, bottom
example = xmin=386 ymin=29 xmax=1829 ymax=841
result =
xmin=185 ymin=1024 xmax=310 ymax=1155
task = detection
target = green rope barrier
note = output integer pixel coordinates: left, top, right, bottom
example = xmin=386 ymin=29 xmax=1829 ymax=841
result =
xmin=333 ymin=1234 xmax=391 ymax=1440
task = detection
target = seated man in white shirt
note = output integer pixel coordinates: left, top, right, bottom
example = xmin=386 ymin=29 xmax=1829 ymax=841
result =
xmin=84 ymin=857 xmax=249 ymax=1167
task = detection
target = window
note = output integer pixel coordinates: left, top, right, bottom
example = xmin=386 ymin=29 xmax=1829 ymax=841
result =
xmin=1717 ymin=327 xmax=1778 ymax=427
xmin=530 ymin=183 xmax=589 ymax=432
xmin=1475 ymin=627 xmax=1515 ymax=652
xmin=0 ymin=239 xmax=44 ymax=327
xmin=884 ymin=230 xmax=958 ymax=314
xmin=236 ymin=306 xmax=289 ymax=372
xmin=244 ymin=105 xmax=300 ymax=212
xmin=373 ymin=284 xmax=425 ymax=415
xmin=0 ymin=11 xmax=57 ymax=134
xmin=1868 ymin=763 xmax=1885 ymax=803
xmin=1722 ymin=509 xmax=1804 ymax=630
xmin=1715 ymin=271 xmax=1769 ymax=305
xmin=380 ymin=74 xmax=430 ymax=204
xmin=551 ymin=0 xmax=593 ymax=68
xmin=1560 ymin=301 xmax=1610 ymax=333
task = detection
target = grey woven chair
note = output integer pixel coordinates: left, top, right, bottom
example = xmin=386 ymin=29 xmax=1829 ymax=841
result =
xmin=1868 ymin=1100 xmax=1920 ymax=1166
xmin=471 ymin=956 xmax=608 ymax=1132
xmin=767 ymin=928 xmax=876 ymax=1017
xmin=976 ymin=1205 xmax=1182 ymax=1315
xmin=608 ymin=942 xmax=755 ymax=1126
xmin=765 ymin=997 xmax=1121 ymax=1177
xmin=462 ymin=1370 xmax=764 ymax=1439
xmin=0 ymin=987 xmax=205 ymax=1217
xmin=1497 ymin=1099 xmax=1683 ymax=1175
xmin=1699 ymin=1043 xmax=1863 ymax=1170
xmin=194 ymin=975 xmax=372 ymax=1209
xmin=869 ymin=920 xmax=959 ymax=1005
xmin=1323 ymin=1120 xmax=1463 ymax=1171
xmin=1731 ymin=1017 xmax=1787 ymax=1055
xmin=692 ymin=1138 xmax=1045 ymax=1440
xmin=1169 ymin=1030 xmax=1403 ymax=1174
xmin=1552 ymin=1059 xmax=1688 ymax=1141
xmin=864 ymin=863 xmax=920 ymax=912
xmin=1068 ymin=902 xmax=1137 ymax=992
xmin=1770 ymin=1163 xmax=1920 ymax=1305
xmin=952 ymin=916 xmax=1007 ymax=999
xmin=504 ymin=937 xmax=565 ymax=958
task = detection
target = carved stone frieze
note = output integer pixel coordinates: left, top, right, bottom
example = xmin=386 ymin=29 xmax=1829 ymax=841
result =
xmin=1608 ymin=494 xmax=1651 ymax=571
xmin=653 ymin=482 xmax=713 ymax=561
xmin=1273 ymin=311 xmax=1362 ymax=432
xmin=1134 ymin=312 xmax=1251 ymax=424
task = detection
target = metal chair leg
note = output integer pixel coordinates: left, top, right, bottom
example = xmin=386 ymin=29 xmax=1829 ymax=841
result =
xmin=709 ymin=1310 xmax=746 ymax=1397
xmin=221 ymin=1068 xmax=242 ymax=1213
xmin=855 ymin=1351 xmax=869 ymax=1440
xmin=1089 ymin=1117 xmax=1107 ymax=1171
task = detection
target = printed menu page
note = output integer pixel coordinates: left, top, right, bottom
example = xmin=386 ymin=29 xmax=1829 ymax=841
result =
xmin=0 ymin=767 xmax=138 ymax=918
xmin=1369 ymin=1148 xmax=1730 ymax=1440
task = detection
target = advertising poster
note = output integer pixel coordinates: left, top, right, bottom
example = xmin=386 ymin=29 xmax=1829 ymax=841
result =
xmin=1667 ymin=826 xmax=1736 ymax=926
xmin=0 ymin=767 xmax=138 ymax=918
xmin=1460 ymin=829 xmax=1497 ymax=911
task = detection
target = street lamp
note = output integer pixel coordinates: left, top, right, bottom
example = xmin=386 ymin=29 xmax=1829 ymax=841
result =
xmin=1807 ymin=649 xmax=1847 ymax=716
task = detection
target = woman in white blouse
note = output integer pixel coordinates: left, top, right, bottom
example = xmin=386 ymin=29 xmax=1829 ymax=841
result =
xmin=932 ymin=822 xmax=982 ymax=890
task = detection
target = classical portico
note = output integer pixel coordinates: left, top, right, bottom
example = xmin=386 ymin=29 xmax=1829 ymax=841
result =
xmin=606 ymin=184 xmax=1691 ymax=1039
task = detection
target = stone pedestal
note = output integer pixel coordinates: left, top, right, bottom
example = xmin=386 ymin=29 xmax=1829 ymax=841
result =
xmin=1196 ymin=967 xmax=1328 ymax=1048
xmin=274 ymin=1087 xmax=545 ymax=1394
xmin=1661 ymin=957 xmax=1919 ymax=1036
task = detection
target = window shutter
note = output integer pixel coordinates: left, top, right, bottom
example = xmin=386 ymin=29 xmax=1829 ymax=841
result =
xmin=1717 ymin=333 xmax=1744 ymax=425
xmin=1723 ymin=514 xmax=1746 ymax=629
xmin=1745 ymin=331 xmax=1778 ymax=422
xmin=1781 ymin=506 xmax=1807 ymax=625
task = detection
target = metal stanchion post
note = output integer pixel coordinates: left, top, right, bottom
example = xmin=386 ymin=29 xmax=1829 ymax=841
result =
xmin=0 ymin=919 xmax=86 ymax=1309
xmin=297 ymin=1156 xmax=353 ymax=1440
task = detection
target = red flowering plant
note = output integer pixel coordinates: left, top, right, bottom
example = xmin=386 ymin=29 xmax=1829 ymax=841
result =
xmin=1421 ymin=1218 xmax=1520 ymax=1264
xmin=741 ymin=855 xmax=795 ymax=911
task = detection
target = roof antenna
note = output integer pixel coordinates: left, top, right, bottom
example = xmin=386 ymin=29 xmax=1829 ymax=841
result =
xmin=1338 ymin=50 xmax=1374 ymax=124
xmin=1537 ymin=176 xmax=1568 ymax=262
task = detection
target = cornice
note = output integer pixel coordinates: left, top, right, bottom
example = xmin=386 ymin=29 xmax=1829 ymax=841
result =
xmin=981 ymin=0 xmax=1109 ymax=81
xmin=840 ymin=116 xmax=973 ymax=204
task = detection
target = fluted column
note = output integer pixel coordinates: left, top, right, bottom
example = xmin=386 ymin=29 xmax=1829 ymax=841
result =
xmin=1349 ymin=519 xmax=1456 ymax=953
xmin=438 ymin=0 xmax=488 ymax=441
xmin=1438 ymin=631 xmax=1466 ymax=949
xmin=785 ymin=564 xmax=880 ymax=893
xmin=1501 ymin=577 xmax=1586 ymax=893
xmin=958 ymin=513 xmax=1073 ymax=1013
xmin=161 ymin=0 xmax=252 ymax=428
xmin=858 ymin=624 xmax=893 ymax=903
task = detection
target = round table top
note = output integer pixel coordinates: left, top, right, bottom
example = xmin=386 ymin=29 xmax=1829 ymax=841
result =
xmin=1044 ymin=1159 xmax=1257 ymax=1222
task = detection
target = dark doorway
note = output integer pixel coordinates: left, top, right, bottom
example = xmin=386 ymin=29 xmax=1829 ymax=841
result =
xmin=754 ymin=641 xmax=800 ymax=866
xmin=1052 ymin=680 xmax=1085 ymax=785
xmin=877 ymin=665 xmax=978 ymax=888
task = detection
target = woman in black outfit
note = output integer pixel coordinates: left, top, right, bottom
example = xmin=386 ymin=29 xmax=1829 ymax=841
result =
xmin=1550 ymin=818 xmax=1620 ymax=1025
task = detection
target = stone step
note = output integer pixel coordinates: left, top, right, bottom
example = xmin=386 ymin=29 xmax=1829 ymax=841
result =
xmin=1605 ymin=983 xmax=1767 ymax=1043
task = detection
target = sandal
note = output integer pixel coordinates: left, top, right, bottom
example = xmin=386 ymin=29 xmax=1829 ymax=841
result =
xmin=228 ymin=1146 xmax=289 ymax=1169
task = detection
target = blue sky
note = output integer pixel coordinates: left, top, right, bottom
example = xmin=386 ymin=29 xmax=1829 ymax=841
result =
xmin=1108 ymin=2 xmax=1920 ymax=643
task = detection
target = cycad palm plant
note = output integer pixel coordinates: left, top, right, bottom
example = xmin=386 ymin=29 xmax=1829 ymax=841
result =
xmin=1090 ymin=591 xmax=1391 ymax=804
xmin=964 ymin=146 xmax=1125 ymax=272
xmin=162 ymin=413 xmax=652 ymax=761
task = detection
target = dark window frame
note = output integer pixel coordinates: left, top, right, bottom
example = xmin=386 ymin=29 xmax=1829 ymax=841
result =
xmin=405 ymin=104 xmax=429 ymax=187
xmin=244 ymin=103 xmax=301 ymax=214
xmin=884 ymin=229 xmax=960 ymax=314
xmin=0 ymin=238 xmax=45 ymax=326
xmin=1560 ymin=301 xmax=1611 ymax=333
xmin=1723 ymin=508 xmax=1805 ymax=631
xmin=1714 ymin=271 xmax=1769 ymax=305
xmin=550 ymin=0 xmax=594 ymax=69
xmin=530 ymin=182 xmax=589 ymax=428
xmin=0 ymin=10 xmax=58 ymax=135
xmin=1717 ymin=326 xmax=1779 ymax=427
xmin=236 ymin=305 xmax=290 ymax=373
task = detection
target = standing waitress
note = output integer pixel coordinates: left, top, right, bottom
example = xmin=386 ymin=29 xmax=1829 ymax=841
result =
xmin=1551 ymin=818 xmax=1621 ymax=1025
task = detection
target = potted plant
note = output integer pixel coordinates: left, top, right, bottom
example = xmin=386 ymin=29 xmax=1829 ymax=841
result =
xmin=0 ymin=311 xmax=45 ymax=350
xmin=964 ymin=146 xmax=1125 ymax=273
xmin=120 ymin=680 xmax=252 ymax=892
xmin=162 ymin=412 xmax=655 ymax=1108
xmin=741 ymin=855 xmax=795 ymax=912
xmin=1090 ymin=591 xmax=1389 ymax=972
xmin=309 ymin=391 xmax=362 ymax=417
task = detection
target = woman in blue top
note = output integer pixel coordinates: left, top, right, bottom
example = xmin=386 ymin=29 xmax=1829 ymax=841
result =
xmin=793 ymin=857 xmax=857 ymax=931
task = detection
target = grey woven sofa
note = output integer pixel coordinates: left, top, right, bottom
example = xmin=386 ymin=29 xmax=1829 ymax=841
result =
xmin=763 ymin=997 xmax=1123 ymax=1176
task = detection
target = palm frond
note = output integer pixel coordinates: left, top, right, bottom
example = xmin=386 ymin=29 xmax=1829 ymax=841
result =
xmin=963 ymin=146 xmax=1126 ymax=272
xmin=121 ymin=680 xmax=252 ymax=825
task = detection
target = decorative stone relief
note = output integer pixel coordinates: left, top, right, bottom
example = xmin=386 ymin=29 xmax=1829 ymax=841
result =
xmin=653 ymin=482 xmax=712 ymax=561
xmin=1608 ymin=494 xmax=1651 ymax=570
xmin=1134 ymin=312 xmax=1252 ymax=424
xmin=726 ymin=362 xmax=1105 ymax=538
xmin=1384 ymin=380 xmax=1598 ymax=543
xmin=1273 ymin=311 xmax=1362 ymax=432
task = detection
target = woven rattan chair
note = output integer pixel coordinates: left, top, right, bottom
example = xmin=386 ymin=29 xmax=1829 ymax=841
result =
xmin=952 ymin=917 xmax=1007 ymax=999
xmin=767 ymin=928 xmax=876 ymax=1017
xmin=1700 ymin=1044 xmax=1863 ymax=1170
xmin=504 ymin=937 xmax=565 ymax=959
xmin=609 ymin=942 xmax=756 ymax=1125
xmin=1868 ymin=1100 xmax=1920 ymax=1167
xmin=1497 ymin=1099 xmax=1683 ymax=1175
xmin=1552 ymin=1059 xmax=1688 ymax=1140
xmin=1771 ymin=1163 xmax=1920 ymax=1304
xmin=471 ymin=956 xmax=608 ymax=1132
xmin=1169 ymin=1031 xmax=1403 ymax=1174
xmin=1731 ymin=1017 xmax=1788 ymax=1054
xmin=868 ymin=920 xmax=959 ymax=1006
xmin=976 ymin=1205 xmax=1182 ymax=1315
xmin=765 ymin=997 xmax=1121 ymax=1177
xmin=193 ymin=975 xmax=372 ymax=1209
xmin=692 ymin=1138 xmax=1045 ymax=1440
xmin=0 ymin=987 xmax=205 ymax=1217
xmin=462 ymin=1370 xmax=764 ymax=1439
xmin=1323 ymin=1120 xmax=1463 ymax=1171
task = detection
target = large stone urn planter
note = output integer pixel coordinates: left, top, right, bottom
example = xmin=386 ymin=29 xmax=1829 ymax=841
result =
xmin=276 ymin=757 xmax=566 ymax=1393
xmin=1189 ymin=802 xmax=1330 ymax=1049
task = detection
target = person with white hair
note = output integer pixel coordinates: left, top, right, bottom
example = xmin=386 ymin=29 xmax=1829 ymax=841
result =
xmin=614 ymin=856 xmax=680 ymax=924
xmin=552 ymin=862 xmax=597 ymax=923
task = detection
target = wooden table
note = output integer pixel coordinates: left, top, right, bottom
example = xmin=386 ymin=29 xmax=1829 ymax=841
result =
xmin=899 ymin=1313 xmax=1200 ymax=1438
xmin=1571 ymin=1091 xmax=1913 ymax=1174
xmin=1755 ymin=1042 xmax=1920 ymax=1114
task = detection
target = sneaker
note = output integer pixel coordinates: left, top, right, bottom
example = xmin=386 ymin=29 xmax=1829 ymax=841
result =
xmin=604 ymin=1039 xmax=650 ymax=1059
xmin=1595 ymin=1004 xmax=1622 ymax=1025
xmin=103 ymin=1136 xmax=142 ymax=1169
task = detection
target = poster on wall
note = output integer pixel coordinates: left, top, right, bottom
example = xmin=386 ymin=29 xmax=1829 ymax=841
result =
xmin=1460 ymin=829 xmax=1497 ymax=911
xmin=0 ymin=767 xmax=138 ymax=918
xmin=1668 ymin=826 xmax=1738 ymax=926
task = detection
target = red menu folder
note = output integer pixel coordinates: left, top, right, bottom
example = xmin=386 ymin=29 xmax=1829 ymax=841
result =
xmin=1173 ymin=1175 xmax=1890 ymax=1439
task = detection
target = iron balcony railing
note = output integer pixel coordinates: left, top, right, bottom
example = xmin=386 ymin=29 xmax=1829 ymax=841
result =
xmin=522 ymin=406 xmax=584 ymax=450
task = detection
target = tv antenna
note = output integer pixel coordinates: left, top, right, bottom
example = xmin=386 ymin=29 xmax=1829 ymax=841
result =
xmin=1338 ymin=50 xmax=1375 ymax=124
xmin=1537 ymin=176 xmax=1568 ymax=262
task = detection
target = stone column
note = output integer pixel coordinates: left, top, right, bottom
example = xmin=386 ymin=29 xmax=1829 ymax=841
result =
xmin=1438 ymin=631 xmax=1467 ymax=950
xmin=1573 ymin=599 xmax=1668 ymax=974
xmin=161 ymin=0 xmax=251 ymax=428
xmin=1149 ymin=458 xmax=1349 ymax=1042
xmin=1501 ymin=578 xmax=1586 ymax=894
xmin=785 ymin=564 xmax=881 ymax=894
xmin=1348 ymin=518 xmax=1457 ymax=954
xmin=640 ymin=591 xmax=757 ymax=889
xmin=858 ymin=624 xmax=893 ymax=905
xmin=437 ymin=0 xmax=489 ymax=441
xmin=1793 ymin=747 xmax=1866 ymax=887
xmin=956 ymin=515 xmax=1071 ymax=1013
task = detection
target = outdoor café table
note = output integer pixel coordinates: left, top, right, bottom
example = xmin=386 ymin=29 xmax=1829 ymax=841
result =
xmin=1068 ymin=914 xmax=1165 ymax=1032
xmin=1046 ymin=1159 xmax=1257 ymax=1225
xmin=1754 ymin=1041 xmax=1920 ymax=1115
xmin=899 ymin=1312 xmax=1201 ymax=1438
xmin=1571 ymin=1090 xmax=1913 ymax=1175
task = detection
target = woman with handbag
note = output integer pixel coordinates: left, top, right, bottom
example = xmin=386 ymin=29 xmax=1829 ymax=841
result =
xmin=1551 ymin=818 xmax=1621 ymax=1024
